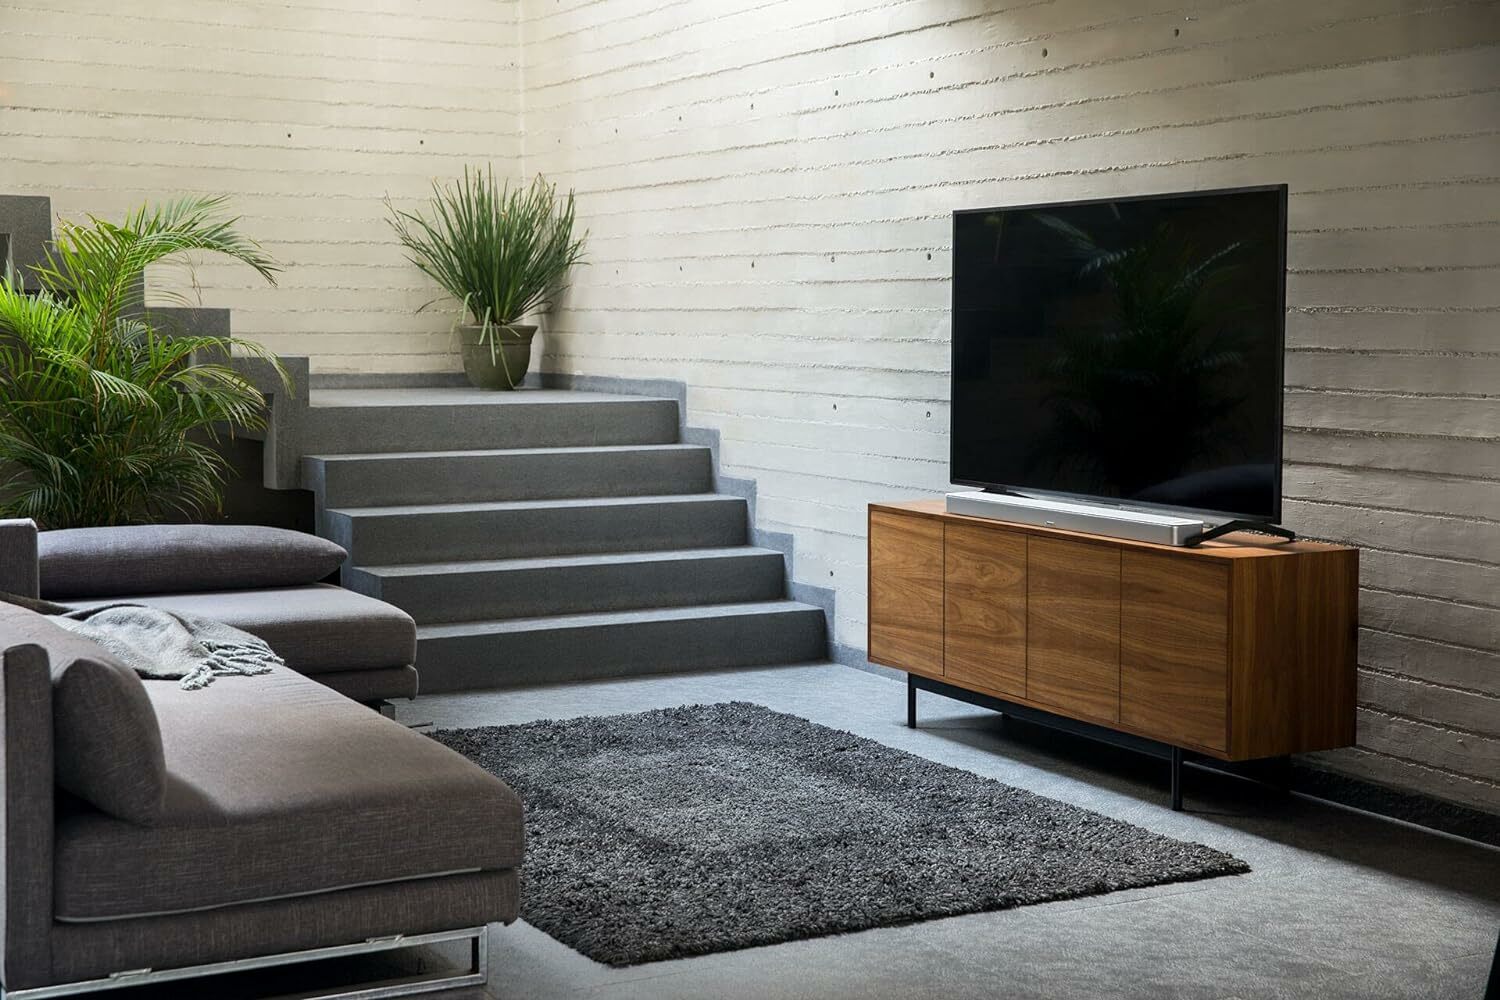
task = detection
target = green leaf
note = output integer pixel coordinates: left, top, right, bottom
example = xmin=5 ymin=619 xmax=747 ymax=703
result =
xmin=386 ymin=167 xmax=587 ymax=329
xmin=0 ymin=199 xmax=287 ymax=528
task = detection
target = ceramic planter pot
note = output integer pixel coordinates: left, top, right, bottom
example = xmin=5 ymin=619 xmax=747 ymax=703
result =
xmin=458 ymin=323 xmax=536 ymax=390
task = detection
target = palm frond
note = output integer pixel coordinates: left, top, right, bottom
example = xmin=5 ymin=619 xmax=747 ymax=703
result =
xmin=0 ymin=199 xmax=287 ymax=528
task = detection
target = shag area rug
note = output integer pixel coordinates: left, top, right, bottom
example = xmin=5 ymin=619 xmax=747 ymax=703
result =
xmin=431 ymin=702 xmax=1248 ymax=966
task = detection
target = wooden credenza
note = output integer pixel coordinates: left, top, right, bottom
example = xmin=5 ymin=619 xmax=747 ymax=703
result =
xmin=868 ymin=500 xmax=1358 ymax=803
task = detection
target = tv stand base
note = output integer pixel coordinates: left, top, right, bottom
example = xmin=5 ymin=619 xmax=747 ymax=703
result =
xmin=906 ymin=673 xmax=1292 ymax=811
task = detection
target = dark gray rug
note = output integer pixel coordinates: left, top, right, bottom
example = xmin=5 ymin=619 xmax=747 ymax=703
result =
xmin=431 ymin=702 xmax=1248 ymax=966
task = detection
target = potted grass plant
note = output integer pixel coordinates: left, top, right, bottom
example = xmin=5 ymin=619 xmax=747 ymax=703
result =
xmin=0 ymin=196 xmax=288 ymax=529
xmin=387 ymin=167 xmax=586 ymax=390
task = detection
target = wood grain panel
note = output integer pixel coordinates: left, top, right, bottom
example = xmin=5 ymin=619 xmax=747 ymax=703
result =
xmin=944 ymin=522 xmax=1026 ymax=699
xmin=1121 ymin=552 xmax=1230 ymax=752
xmin=1027 ymin=536 xmax=1121 ymax=723
xmin=1229 ymin=556 xmax=1301 ymax=759
xmin=1295 ymin=548 xmax=1360 ymax=750
xmin=867 ymin=509 xmax=944 ymax=676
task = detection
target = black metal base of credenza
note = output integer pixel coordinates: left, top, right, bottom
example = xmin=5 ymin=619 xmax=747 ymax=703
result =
xmin=906 ymin=672 xmax=1291 ymax=812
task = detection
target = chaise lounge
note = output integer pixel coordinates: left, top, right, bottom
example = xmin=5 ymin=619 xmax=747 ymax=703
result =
xmin=0 ymin=519 xmax=524 ymax=997
xmin=0 ymin=596 xmax=524 ymax=999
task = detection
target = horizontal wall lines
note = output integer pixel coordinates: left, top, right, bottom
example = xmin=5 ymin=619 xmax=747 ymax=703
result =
xmin=541 ymin=327 xmax=951 ymax=347
xmin=1285 ymin=384 xmax=1499 ymax=400
xmin=1360 ymin=582 xmax=1500 ymax=616
xmin=1287 ymin=347 xmax=1500 ymax=356
xmin=219 ymin=0 xmax=517 ymax=25
xmin=0 ymin=152 xmax=510 ymax=187
xmin=1346 ymin=541 xmax=1500 ymax=574
xmin=0 ymin=175 xmax=522 ymax=205
xmin=1360 ymin=663 xmax=1499 ymax=704
xmin=0 ymin=129 xmax=508 ymax=164
xmin=1344 ymin=724 xmax=1500 ymax=788
xmin=1292 ymin=308 xmax=1500 ymax=317
xmin=1286 ymin=495 xmax=1500 ymax=530
xmin=4 ymin=3 xmax=519 ymax=51
xmin=720 ymin=465 xmax=938 ymax=515
xmin=518 ymin=136 xmax=1500 ymax=223
xmin=1289 ymin=263 xmax=1500 ymax=275
xmin=3 ymin=63 xmax=521 ymax=116
xmin=523 ymin=38 xmax=1499 ymax=156
xmin=1 ymin=28 xmax=519 ymax=77
xmin=549 ymin=304 xmax=947 ymax=316
xmin=1354 ymin=704 xmax=1500 ymax=751
xmin=529 ymin=157 xmax=1500 ymax=230
xmin=520 ymin=0 xmax=1460 ymax=103
xmin=524 ymin=0 xmax=1058 ymax=92
xmin=536 ymin=236 xmax=1496 ymax=269
xmin=0 ymin=104 xmax=520 ymax=142
xmin=1314 ymin=745 xmax=1500 ymax=799
xmin=1356 ymin=700 xmax=1500 ymax=744
xmin=1287 ymin=387 xmax=1500 ymax=402
xmin=1360 ymin=625 xmax=1500 ymax=664
xmin=527 ymin=78 xmax=1500 ymax=185
xmin=523 ymin=0 xmax=816 ymax=54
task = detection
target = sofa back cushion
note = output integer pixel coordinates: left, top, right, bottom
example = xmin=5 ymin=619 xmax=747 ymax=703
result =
xmin=0 ymin=603 xmax=168 ymax=825
xmin=39 ymin=524 xmax=348 ymax=599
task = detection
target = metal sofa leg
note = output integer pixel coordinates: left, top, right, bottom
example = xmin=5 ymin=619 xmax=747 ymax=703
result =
xmin=2 ymin=926 xmax=489 ymax=1000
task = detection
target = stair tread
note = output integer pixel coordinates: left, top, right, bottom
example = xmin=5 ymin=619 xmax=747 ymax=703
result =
xmin=353 ymin=546 xmax=782 ymax=576
xmin=417 ymin=600 xmax=822 ymax=638
xmin=327 ymin=492 xmax=739 ymax=518
xmin=305 ymin=443 xmax=701 ymax=462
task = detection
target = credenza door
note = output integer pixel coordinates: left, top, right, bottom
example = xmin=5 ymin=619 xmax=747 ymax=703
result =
xmin=1121 ymin=552 xmax=1230 ymax=752
xmin=944 ymin=522 xmax=1026 ymax=699
xmin=868 ymin=510 xmax=945 ymax=676
xmin=1026 ymin=536 xmax=1121 ymax=723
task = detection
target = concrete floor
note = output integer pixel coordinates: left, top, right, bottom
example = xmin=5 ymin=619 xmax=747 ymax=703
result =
xmin=375 ymin=662 xmax=1500 ymax=1000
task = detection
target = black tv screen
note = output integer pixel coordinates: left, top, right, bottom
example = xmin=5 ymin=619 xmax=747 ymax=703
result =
xmin=950 ymin=185 xmax=1288 ymax=523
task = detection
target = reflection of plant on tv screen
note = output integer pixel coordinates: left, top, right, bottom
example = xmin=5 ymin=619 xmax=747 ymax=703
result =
xmin=1022 ymin=215 xmax=1253 ymax=497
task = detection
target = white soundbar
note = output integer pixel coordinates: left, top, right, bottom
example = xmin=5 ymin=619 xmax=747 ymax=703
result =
xmin=945 ymin=490 xmax=1207 ymax=546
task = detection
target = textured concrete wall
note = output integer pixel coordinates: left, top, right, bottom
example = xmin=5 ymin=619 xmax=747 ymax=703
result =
xmin=0 ymin=0 xmax=522 ymax=373
xmin=519 ymin=0 xmax=1500 ymax=811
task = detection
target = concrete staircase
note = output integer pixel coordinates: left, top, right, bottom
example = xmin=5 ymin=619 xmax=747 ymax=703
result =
xmin=301 ymin=387 xmax=827 ymax=692
xmin=4 ymin=195 xmax=827 ymax=692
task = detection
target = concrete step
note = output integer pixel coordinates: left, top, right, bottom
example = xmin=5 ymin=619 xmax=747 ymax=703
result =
xmin=414 ymin=600 xmax=828 ymax=692
xmin=323 ymin=493 xmax=748 ymax=564
xmin=303 ymin=389 xmax=679 ymax=453
xmin=304 ymin=443 xmax=712 ymax=507
xmin=346 ymin=546 xmax=786 ymax=624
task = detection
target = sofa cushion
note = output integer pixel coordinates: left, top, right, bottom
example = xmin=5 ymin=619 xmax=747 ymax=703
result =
xmin=54 ymin=666 xmax=523 ymax=921
xmin=64 ymin=585 xmax=417 ymax=676
xmin=315 ymin=665 xmax=420 ymax=702
xmin=0 ymin=603 xmax=168 ymax=825
xmin=40 ymin=525 xmax=347 ymax=599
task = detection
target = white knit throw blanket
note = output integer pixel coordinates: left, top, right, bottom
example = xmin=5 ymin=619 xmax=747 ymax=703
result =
xmin=53 ymin=604 xmax=281 ymax=690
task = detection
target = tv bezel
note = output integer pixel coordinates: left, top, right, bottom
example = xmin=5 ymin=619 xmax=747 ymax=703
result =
xmin=949 ymin=183 xmax=1290 ymax=525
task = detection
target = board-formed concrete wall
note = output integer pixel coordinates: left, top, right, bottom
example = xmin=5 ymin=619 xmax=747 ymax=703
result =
xmin=0 ymin=0 xmax=522 ymax=373
xmin=517 ymin=0 xmax=1500 ymax=811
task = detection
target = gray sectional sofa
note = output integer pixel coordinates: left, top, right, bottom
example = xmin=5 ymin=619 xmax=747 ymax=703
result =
xmin=0 ymin=520 xmax=526 ymax=997
xmin=0 ymin=519 xmax=418 ymax=703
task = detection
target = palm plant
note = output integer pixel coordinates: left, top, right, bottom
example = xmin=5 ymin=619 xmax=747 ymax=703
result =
xmin=0 ymin=197 xmax=287 ymax=529
xmin=386 ymin=167 xmax=586 ymax=388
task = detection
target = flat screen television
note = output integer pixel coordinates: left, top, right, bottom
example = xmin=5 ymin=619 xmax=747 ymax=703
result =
xmin=950 ymin=184 xmax=1288 ymax=523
